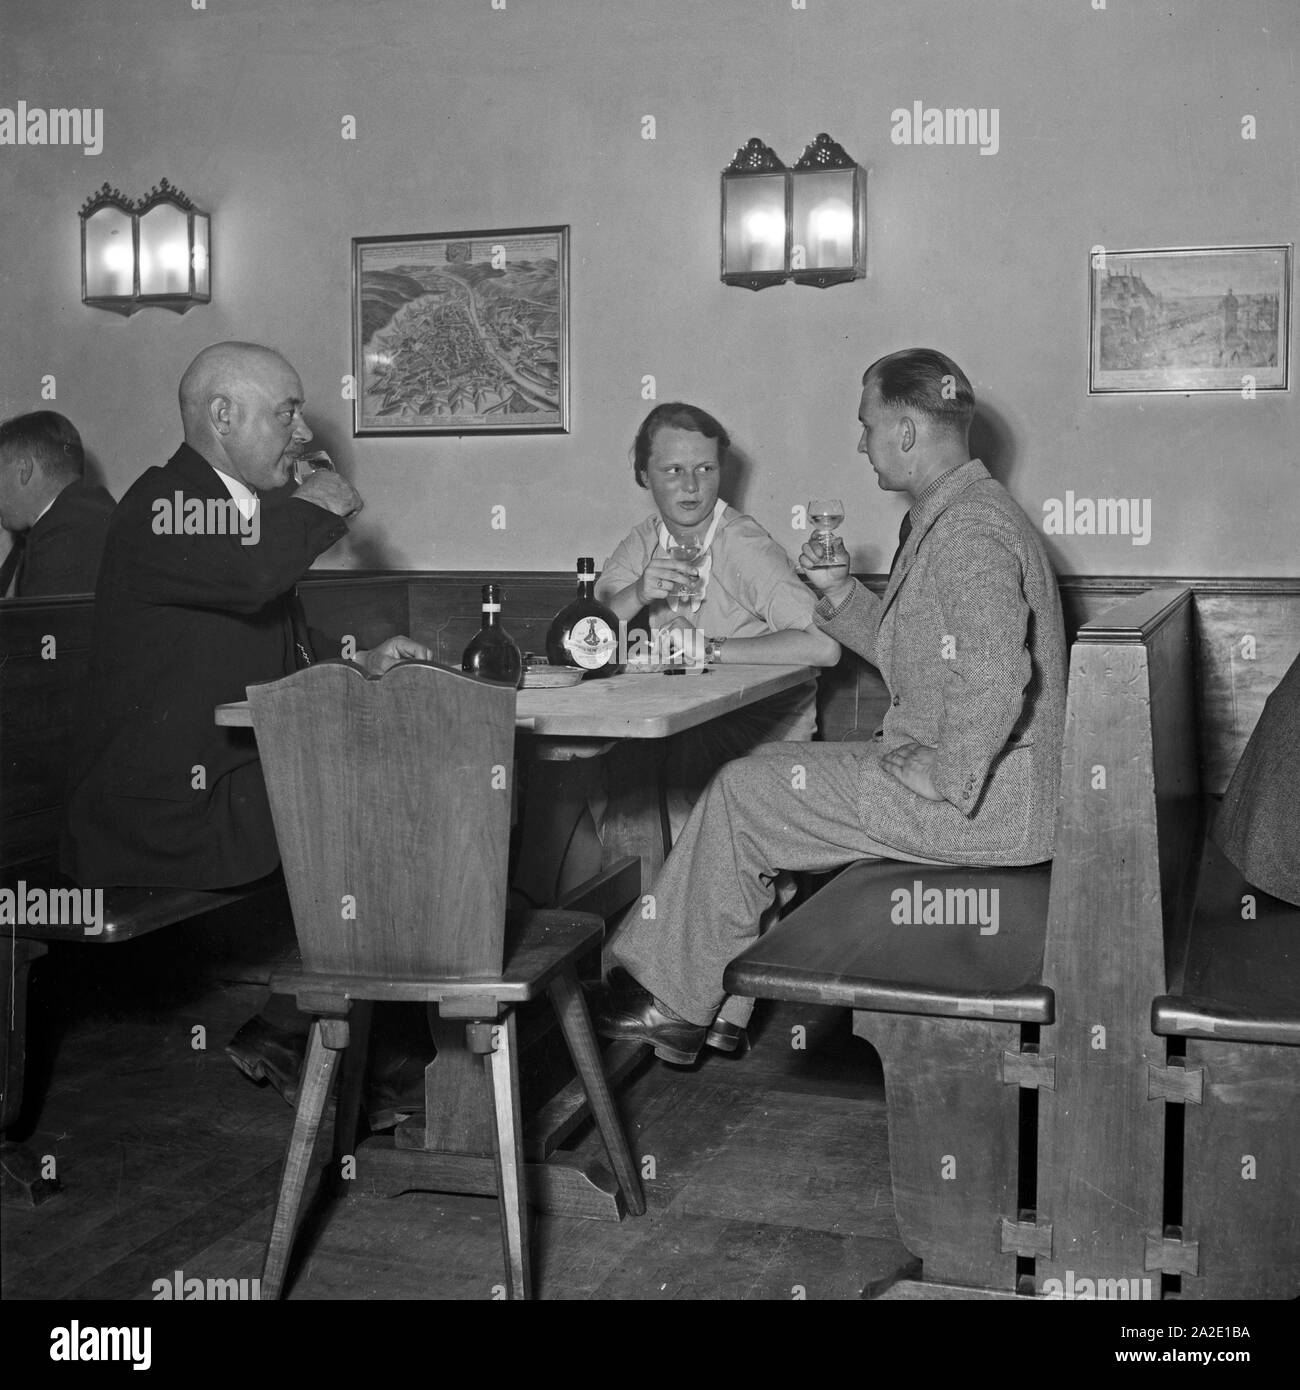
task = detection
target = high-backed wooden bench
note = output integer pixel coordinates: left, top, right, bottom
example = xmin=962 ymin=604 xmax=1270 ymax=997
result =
xmin=1152 ymin=839 xmax=1299 ymax=1299
xmin=728 ymin=585 xmax=1299 ymax=1299
xmin=1034 ymin=589 xmax=1298 ymax=1300
xmin=0 ymin=596 xmax=288 ymax=1206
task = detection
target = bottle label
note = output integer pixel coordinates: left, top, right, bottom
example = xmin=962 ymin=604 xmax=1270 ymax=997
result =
xmin=563 ymin=616 xmax=617 ymax=669
xmin=481 ymin=603 xmax=501 ymax=613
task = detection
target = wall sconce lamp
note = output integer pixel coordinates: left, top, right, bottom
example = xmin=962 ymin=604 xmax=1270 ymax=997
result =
xmin=721 ymin=133 xmax=865 ymax=290
xmin=80 ymin=179 xmax=211 ymax=315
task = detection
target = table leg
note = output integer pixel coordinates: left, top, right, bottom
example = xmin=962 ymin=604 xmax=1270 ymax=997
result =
xmin=513 ymin=748 xmax=610 ymax=906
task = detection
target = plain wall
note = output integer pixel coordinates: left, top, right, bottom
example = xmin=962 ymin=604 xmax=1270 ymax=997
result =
xmin=1 ymin=0 xmax=1296 ymax=576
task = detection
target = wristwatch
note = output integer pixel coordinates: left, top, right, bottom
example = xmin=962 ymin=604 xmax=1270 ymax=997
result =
xmin=704 ymin=635 xmax=727 ymax=664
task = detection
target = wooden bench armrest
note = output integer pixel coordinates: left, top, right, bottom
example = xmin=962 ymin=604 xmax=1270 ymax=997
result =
xmin=1073 ymin=585 xmax=1194 ymax=643
xmin=3 ymin=868 xmax=284 ymax=944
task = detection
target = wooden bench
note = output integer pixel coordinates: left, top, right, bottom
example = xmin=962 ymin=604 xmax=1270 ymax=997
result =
xmin=1034 ymin=589 xmax=1298 ymax=1301
xmin=1152 ymin=840 xmax=1299 ymax=1299
xmin=728 ymin=585 xmax=1300 ymax=1299
xmin=0 ymin=595 xmax=289 ymax=1207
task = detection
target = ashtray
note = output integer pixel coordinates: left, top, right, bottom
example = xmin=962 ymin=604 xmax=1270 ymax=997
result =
xmin=521 ymin=662 xmax=586 ymax=688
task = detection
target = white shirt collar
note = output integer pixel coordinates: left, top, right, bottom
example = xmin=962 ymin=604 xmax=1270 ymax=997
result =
xmin=210 ymin=465 xmax=259 ymax=519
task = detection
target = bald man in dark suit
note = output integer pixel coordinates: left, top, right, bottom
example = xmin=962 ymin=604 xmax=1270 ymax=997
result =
xmin=62 ymin=341 xmax=433 ymax=1100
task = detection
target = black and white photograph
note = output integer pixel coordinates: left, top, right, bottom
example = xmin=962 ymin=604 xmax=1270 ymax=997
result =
xmin=0 ymin=0 xmax=1296 ymax=1357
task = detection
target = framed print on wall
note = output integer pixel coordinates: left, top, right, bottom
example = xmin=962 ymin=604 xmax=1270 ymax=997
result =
xmin=352 ymin=225 xmax=570 ymax=434
xmin=1088 ymin=244 xmax=1291 ymax=394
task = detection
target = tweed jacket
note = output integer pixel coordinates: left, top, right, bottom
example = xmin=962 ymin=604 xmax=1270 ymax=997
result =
xmin=816 ymin=459 xmax=1066 ymax=863
xmin=61 ymin=444 xmax=347 ymax=890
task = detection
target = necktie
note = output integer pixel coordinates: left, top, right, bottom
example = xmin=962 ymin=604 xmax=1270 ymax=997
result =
xmin=888 ymin=512 xmax=913 ymax=576
xmin=0 ymin=531 xmax=26 ymax=598
xmin=289 ymin=587 xmax=315 ymax=670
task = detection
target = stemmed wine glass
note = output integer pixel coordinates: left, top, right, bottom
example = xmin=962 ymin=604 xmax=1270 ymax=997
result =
xmin=666 ymin=537 xmax=703 ymax=601
xmin=806 ymin=497 xmax=845 ymax=568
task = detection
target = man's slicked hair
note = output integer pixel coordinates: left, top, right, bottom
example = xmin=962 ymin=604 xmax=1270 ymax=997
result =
xmin=631 ymin=401 xmax=730 ymax=488
xmin=0 ymin=410 xmax=85 ymax=481
xmin=863 ymin=349 xmax=975 ymax=435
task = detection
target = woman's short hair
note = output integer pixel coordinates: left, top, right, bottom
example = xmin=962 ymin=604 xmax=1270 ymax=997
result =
xmin=863 ymin=349 xmax=975 ymax=435
xmin=631 ymin=402 xmax=730 ymax=488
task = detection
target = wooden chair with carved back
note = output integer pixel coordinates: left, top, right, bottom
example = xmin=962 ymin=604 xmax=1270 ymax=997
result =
xmin=248 ymin=660 xmax=643 ymax=1299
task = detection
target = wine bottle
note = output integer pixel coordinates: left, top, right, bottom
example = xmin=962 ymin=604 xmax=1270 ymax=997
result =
xmin=461 ymin=583 xmax=523 ymax=687
xmin=546 ymin=557 xmax=620 ymax=678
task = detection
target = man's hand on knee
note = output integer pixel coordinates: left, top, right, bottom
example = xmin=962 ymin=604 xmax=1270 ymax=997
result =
xmin=881 ymin=741 xmax=944 ymax=801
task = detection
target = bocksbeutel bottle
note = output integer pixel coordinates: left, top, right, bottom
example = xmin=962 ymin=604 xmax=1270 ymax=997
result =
xmin=461 ymin=583 xmax=523 ymax=687
xmin=545 ymin=557 xmax=620 ymax=678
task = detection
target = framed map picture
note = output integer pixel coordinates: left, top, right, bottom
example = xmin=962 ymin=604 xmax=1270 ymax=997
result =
xmin=1089 ymin=244 xmax=1290 ymax=394
xmin=352 ymin=226 xmax=569 ymax=434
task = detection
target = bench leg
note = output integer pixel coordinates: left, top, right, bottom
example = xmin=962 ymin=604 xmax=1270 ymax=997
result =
xmin=861 ymin=1012 xmax=1022 ymax=1292
xmin=547 ymin=968 xmax=645 ymax=1216
xmin=262 ymin=1017 xmax=347 ymax=1299
xmin=1 ymin=937 xmax=60 ymax=1209
xmin=1176 ymin=1038 xmax=1300 ymax=1300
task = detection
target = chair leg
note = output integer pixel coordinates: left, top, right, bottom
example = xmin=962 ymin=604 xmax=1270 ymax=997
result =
xmin=262 ymin=1017 xmax=347 ymax=1299
xmin=548 ymin=968 xmax=646 ymax=1216
xmin=332 ymin=1001 xmax=373 ymax=1182
xmin=479 ymin=1012 xmax=531 ymax=1300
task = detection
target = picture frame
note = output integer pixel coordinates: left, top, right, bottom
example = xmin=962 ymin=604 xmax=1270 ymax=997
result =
xmin=1088 ymin=244 xmax=1290 ymax=394
xmin=352 ymin=225 xmax=569 ymax=434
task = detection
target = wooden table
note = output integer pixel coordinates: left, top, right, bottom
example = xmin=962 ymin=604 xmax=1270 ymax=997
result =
xmin=215 ymin=662 xmax=811 ymax=738
xmin=215 ymin=663 xmax=812 ymax=1220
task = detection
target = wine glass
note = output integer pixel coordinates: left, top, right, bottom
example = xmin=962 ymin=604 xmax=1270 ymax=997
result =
xmin=806 ymin=497 xmax=845 ymax=568
xmin=666 ymin=537 xmax=703 ymax=601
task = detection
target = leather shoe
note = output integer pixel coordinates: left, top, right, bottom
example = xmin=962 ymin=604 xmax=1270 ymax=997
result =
xmin=704 ymin=1019 xmax=747 ymax=1053
xmin=225 ymin=1016 xmax=307 ymax=1106
xmin=594 ymin=992 xmax=705 ymax=1066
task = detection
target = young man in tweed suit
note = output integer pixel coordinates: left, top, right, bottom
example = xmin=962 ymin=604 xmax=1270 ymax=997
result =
xmin=597 ymin=348 xmax=1067 ymax=1064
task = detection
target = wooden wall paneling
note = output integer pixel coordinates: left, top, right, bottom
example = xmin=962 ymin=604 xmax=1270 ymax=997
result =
xmin=1188 ymin=588 xmax=1300 ymax=795
xmin=297 ymin=575 xmax=412 ymax=658
xmin=1056 ymin=576 xmax=1300 ymax=795
xmin=404 ymin=572 xmax=573 ymax=668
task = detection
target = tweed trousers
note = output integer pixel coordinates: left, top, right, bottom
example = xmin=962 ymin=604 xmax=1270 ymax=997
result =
xmin=609 ymin=739 xmax=986 ymax=1027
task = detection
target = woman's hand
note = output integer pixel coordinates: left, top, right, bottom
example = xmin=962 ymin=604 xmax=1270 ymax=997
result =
xmin=636 ymin=555 xmax=698 ymax=607
xmin=656 ymin=614 xmax=703 ymax=664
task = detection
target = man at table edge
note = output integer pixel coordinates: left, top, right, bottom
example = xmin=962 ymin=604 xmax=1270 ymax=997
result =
xmin=595 ymin=347 xmax=1068 ymax=1064
xmin=61 ymin=340 xmax=433 ymax=1099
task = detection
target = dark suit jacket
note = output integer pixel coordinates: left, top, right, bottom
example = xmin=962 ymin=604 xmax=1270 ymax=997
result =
xmin=61 ymin=444 xmax=347 ymax=889
xmin=15 ymin=480 xmax=116 ymax=596
xmin=1213 ymin=650 xmax=1300 ymax=906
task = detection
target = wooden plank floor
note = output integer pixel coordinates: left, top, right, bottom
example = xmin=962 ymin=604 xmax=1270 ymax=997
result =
xmin=3 ymin=902 xmax=919 ymax=1301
